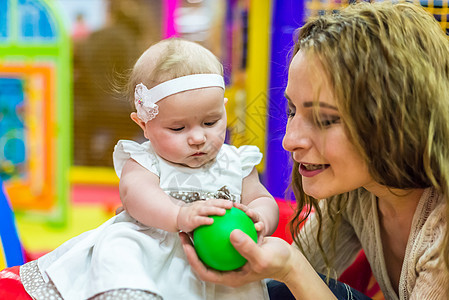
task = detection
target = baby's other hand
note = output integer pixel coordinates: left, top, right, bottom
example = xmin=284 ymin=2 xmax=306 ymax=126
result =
xmin=177 ymin=199 xmax=233 ymax=233
xmin=232 ymin=202 xmax=266 ymax=240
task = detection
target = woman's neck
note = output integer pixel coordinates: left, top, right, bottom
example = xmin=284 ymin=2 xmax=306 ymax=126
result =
xmin=364 ymin=182 xmax=424 ymax=217
xmin=375 ymin=188 xmax=424 ymax=218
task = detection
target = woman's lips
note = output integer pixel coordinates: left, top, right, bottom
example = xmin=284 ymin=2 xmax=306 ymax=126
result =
xmin=299 ymin=163 xmax=329 ymax=177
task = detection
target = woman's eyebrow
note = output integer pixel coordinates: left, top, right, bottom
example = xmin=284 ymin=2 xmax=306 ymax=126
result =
xmin=284 ymin=91 xmax=338 ymax=110
xmin=303 ymin=101 xmax=338 ymax=110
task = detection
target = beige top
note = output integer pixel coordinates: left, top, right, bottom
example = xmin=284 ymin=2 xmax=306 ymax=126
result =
xmin=299 ymin=187 xmax=448 ymax=300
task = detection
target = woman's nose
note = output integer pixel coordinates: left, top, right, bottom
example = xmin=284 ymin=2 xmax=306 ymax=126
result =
xmin=282 ymin=119 xmax=312 ymax=152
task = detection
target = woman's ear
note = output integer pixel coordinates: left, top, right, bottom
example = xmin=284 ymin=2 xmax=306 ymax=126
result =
xmin=130 ymin=112 xmax=146 ymax=131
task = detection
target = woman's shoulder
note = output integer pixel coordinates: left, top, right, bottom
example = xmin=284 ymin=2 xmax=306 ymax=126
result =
xmin=403 ymin=188 xmax=448 ymax=297
xmin=413 ymin=188 xmax=446 ymax=245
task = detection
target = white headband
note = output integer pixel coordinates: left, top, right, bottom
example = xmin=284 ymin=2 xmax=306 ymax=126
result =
xmin=135 ymin=74 xmax=225 ymax=122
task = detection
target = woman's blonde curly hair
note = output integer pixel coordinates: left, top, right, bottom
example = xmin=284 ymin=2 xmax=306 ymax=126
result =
xmin=289 ymin=1 xmax=449 ymax=274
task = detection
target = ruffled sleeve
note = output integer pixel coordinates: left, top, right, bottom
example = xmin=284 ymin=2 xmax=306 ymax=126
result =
xmin=113 ymin=140 xmax=160 ymax=178
xmin=237 ymin=145 xmax=263 ymax=178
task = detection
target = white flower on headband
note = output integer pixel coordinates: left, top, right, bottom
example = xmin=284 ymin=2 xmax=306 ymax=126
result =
xmin=134 ymin=83 xmax=159 ymax=122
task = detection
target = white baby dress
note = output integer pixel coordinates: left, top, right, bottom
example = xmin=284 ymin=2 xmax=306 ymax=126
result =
xmin=20 ymin=140 xmax=269 ymax=300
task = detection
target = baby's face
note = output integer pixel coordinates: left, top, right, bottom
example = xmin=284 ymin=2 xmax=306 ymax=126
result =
xmin=143 ymin=87 xmax=227 ymax=168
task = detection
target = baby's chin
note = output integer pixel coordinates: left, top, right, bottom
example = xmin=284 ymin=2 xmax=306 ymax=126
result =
xmin=187 ymin=157 xmax=215 ymax=169
xmin=175 ymin=156 xmax=215 ymax=169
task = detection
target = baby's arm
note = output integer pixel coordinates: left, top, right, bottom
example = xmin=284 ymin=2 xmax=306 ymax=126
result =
xmin=240 ymin=167 xmax=279 ymax=237
xmin=119 ymin=158 xmax=232 ymax=232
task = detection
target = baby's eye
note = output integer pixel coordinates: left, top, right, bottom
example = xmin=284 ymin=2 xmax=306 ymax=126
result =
xmin=169 ymin=127 xmax=184 ymax=132
xmin=204 ymin=120 xmax=218 ymax=126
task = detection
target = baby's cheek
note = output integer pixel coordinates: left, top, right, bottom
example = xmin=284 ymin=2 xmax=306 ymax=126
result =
xmin=161 ymin=137 xmax=186 ymax=155
xmin=209 ymin=140 xmax=224 ymax=154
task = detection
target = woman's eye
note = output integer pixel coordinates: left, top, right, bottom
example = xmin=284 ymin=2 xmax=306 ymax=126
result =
xmin=169 ymin=127 xmax=184 ymax=132
xmin=287 ymin=108 xmax=295 ymax=118
xmin=317 ymin=116 xmax=341 ymax=127
xmin=204 ymin=120 xmax=218 ymax=126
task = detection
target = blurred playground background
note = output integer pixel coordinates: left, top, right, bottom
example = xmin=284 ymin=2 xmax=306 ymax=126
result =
xmin=1 ymin=0 xmax=448 ymax=298
xmin=0 ymin=0 xmax=303 ymax=263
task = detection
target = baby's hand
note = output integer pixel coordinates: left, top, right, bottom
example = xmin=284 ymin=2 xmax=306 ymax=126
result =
xmin=232 ymin=202 xmax=266 ymax=241
xmin=177 ymin=199 xmax=233 ymax=233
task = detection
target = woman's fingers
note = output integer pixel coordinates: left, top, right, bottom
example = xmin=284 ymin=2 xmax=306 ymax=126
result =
xmin=229 ymin=229 xmax=265 ymax=269
xmin=180 ymin=230 xmax=255 ymax=287
xmin=179 ymin=232 xmax=224 ymax=283
xmin=181 ymin=227 xmax=297 ymax=288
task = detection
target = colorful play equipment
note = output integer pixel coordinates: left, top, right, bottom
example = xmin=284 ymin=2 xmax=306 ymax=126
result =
xmin=0 ymin=266 xmax=31 ymax=300
xmin=0 ymin=180 xmax=25 ymax=270
xmin=221 ymin=0 xmax=307 ymax=196
xmin=69 ymin=0 xmax=178 ymax=186
xmin=224 ymin=0 xmax=271 ymax=174
xmin=418 ymin=0 xmax=449 ymax=34
xmin=241 ymin=0 xmax=271 ymax=173
xmin=163 ymin=0 xmax=179 ymax=38
xmin=264 ymin=1 xmax=306 ymax=198
xmin=0 ymin=0 xmax=71 ymax=224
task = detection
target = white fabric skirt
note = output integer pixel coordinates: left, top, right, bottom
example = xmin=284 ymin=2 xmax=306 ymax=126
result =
xmin=22 ymin=212 xmax=268 ymax=300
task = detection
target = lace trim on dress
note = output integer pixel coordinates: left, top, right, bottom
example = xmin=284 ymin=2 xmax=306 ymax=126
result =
xmin=20 ymin=260 xmax=162 ymax=300
xmin=20 ymin=260 xmax=63 ymax=300
xmin=91 ymin=289 xmax=162 ymax=300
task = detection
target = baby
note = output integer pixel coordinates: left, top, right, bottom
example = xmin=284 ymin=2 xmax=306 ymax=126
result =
xmin=19 ymin=38 xmax=279 ymax=300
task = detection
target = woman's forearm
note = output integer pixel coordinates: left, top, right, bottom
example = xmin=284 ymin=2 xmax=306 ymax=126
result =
xmin=281 ymin=252 xmax=337 ymax=300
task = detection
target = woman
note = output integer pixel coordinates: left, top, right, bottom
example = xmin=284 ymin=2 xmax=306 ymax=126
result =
xmin=180 ymin=2 xmax=449 ymax=299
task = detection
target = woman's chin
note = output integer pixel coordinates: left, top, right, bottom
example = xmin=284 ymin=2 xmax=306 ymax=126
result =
xmin=303 ymin=186 xmax=330 ymax=200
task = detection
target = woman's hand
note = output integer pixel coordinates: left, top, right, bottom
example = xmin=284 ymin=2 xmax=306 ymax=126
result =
xmin=232 ymin=202 xmax=266 ymax=241
xmin=176 ymin=199 xmax=233 ymax=233
xmin=179 ymin=228 xmax=295 ymax=287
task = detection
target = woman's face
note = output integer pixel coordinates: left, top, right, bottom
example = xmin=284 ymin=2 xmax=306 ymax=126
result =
xmin=282 ymin=51 xmax=373 ymax=199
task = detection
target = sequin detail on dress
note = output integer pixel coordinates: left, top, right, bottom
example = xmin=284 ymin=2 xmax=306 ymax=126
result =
xmin=168 ymin=185 xmax=236 ymax=202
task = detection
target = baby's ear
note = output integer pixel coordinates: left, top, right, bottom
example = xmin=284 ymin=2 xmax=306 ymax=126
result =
xmin=130 ymin=112 xmax=146 ymax=131
xmin=224 ymin=97 xmax=228 ymax=106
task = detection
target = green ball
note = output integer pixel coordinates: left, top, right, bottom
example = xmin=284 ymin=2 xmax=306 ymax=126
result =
xmin=193 ymin=207 xmax=257 ymax=271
